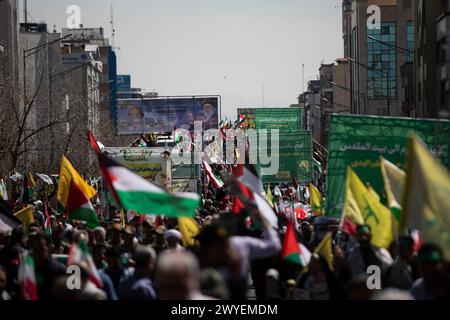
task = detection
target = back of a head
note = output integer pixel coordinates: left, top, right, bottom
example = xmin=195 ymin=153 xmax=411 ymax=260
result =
xmin=132 ymin=245 xmax=156 ymax=269
xmin=156 ymin=251 xmax=200 ymax=299
xmin=371 ymin=288 xmax=414 ymax=300
xmin=157 ymin=251 xmax=199 ymax=278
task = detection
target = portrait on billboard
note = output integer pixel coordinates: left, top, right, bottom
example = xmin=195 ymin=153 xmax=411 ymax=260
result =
xmin=117 ymin=96 xmax=219 ymax=134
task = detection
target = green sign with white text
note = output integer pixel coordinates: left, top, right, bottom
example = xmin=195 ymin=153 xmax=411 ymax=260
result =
xmin=252 ymin=130 xmax=312 ymax=183
xmin=326 ymin=114 xmax=450 ymax=217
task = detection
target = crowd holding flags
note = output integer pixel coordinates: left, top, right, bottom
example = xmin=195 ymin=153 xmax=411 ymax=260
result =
xmin=1 ymin=114 xmax=450 ymax=301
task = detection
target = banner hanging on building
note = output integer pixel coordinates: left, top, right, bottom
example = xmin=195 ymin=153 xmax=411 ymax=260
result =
xmin=326 ymin=114 xmax=450 ymax=217
xmin=237 ymin=107 xmax=303 ymax=131
xmin=252 ymin=130 xmax=312 ymax=183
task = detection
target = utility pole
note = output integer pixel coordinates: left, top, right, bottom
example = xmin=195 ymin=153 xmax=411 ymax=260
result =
xmin=262 ymin=84 xmax=265 ymax=107
xmin=24 ymin=0 xmax=27 ymax=23
xmin=110 ymin=4 xmax=115 ymax=49
xmin=302 ymin=63 xmax=305 ymax=93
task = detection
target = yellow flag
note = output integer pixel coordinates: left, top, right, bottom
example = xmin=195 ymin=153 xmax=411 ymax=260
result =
xmin=421 ymin=205 xmax=450 ymax=260
xmin=14 ymin=205 xmax=35 ymax=231
xmin=178 ymin=217 xmax=200 ymax=246
xmin=26 ymin=171 xmax=35 ymax=188
xmin=367 ymin=184 xmax=380 ymax=202
xmin=314 ymin=232 xmax=334 ymax=271
xmin=308 ymin=182 xmax=322 ymax=215
xmin=57 ymin=156 xmax=96 ymax=207
xmin=119 ymin=209 xmax=125 ymax=229
xmin=347 ymin=167 xmax=394 ymax=249
xmin=266 ymin=184 xmax=273 ymax=207
xmin=402 ymin=134 xmax=450 ymax=257
xmin=380 ymin=157 xmax=405 ymax=222
xmin=342 ymin=169 xmax=364 ymax=226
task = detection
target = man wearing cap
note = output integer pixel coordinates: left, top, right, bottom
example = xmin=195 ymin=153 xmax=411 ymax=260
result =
xmin=120 ymin=226 xmax=137 ymax=255
xmin=108 ymin=222 xmax=123 ymax=247
xmin=346 ymin=224 xmax=393 ymax=278
xmin=411 ymin=244 xmax=450 ymax=300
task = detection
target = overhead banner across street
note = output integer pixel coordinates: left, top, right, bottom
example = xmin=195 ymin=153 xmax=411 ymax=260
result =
xmin=326 ymin=114 xmax=450 ymax=217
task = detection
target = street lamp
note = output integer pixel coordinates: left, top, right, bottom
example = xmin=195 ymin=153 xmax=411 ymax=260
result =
xmin=344 ymin=57 xmax=391 ymax=116
xmin=321 ymin=96 xmax=351 ymax=112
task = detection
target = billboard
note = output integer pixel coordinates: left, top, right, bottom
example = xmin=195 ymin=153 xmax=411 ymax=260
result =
xmin=252 ymin=130 xmax=313 ymax=183
xmin=237 ymin=107 xmax=303 ymax=131
xmin=102 ymin=147 xmax=171 ymax=190
xmin=326 ymin=114 xmax=450 ymax=217
xmin=117 ymin=96 xmax=219 ymax=134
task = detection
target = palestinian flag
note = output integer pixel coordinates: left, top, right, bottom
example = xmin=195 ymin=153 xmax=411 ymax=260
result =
xmin=234 ymin=158 xmax=264 ymax=196
xmin=234 ymin=113 xmax=246 ymax=129
xmin=202 ymin=160 xmax=224 ymax=189
xmin=98 ymin=153 xmax=200 ymax=218
xmin=281 ymin=221 xmax=303 ymax=265
xmin=233 ymin=180 xmax=278 ymax=229
xmin=18 ymin=252 xmax=38 ymax=300
xmin=65 ymin=181 xmax=100 ymax=229
xmin=231 ymin=180 xmax=253 ymax=215
xmin=68 ymin=240 xmax=103 ymax=288
xmin=88 ymin=129 xmax=101 ymax=154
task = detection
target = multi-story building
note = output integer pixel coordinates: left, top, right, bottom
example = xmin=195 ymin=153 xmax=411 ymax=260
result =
xmin=305 ymin=60 xmax=353 ymax=147
xmin=342 ymin=0 xmax=413 ymax=116
xmin=61 ymin=27 xmax=117 ymax=146
xmin=0 ymin=0 xmax=19 ymax=85
xmin=415 ymin=0 xmax=450 ymax=119
xmin=304 ymin=80 xmax=321 ymax=136
xmin=61 ymin=49 xmax=102 ymax=173
xmin=19 ymin=23 xmax=67 ymax=173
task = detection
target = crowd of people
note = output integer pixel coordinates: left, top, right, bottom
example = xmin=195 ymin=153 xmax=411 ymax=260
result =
xmin=0 ymin=174 xmax=450 ymax=301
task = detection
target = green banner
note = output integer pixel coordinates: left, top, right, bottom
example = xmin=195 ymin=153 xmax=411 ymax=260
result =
xmin=237 ymin=107 xmax=303 ymax=131
xmin=326 ymin=115 xmax=450 ymax=217
xmin=251 ymin=130 xmax=312 ymax=183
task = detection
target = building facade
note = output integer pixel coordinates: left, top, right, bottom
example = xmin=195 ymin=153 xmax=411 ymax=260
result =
xmin=415 ymin=0 xmax=450 ymax=119
xmin=61 ymin=27 xmax=118 ymax=147
xmin=342 ymin=0 xmax=413 ymax=116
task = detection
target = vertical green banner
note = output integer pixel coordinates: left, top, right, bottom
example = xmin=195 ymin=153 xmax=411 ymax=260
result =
xmin=326 ymin=115 xmax=450 ymax=217
xmin=253 ymin=130 xmax=312 ymax=183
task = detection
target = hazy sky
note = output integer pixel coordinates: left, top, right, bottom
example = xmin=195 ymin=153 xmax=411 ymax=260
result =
xmin=26 ymin=0 xmax=343 ymax=119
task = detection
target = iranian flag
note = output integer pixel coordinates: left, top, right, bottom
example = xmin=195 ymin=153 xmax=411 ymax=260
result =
xmin=68 ymin=240 xmax=103 ymax=288
xmin=18 ymin=252 xmax=38 ymax=300
xmin=98 ymin=153 xmax=200 ymax=218
xmin=65 ymin=181 xmax=100 ymax=229
xmin=281 ymin=221 xmax=311 ymax=266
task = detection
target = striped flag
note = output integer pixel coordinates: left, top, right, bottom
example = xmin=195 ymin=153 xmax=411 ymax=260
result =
xmin=202 ymin=160 xmax=224 ymax=189
xmin=98 ymin=153 xmax=200 ymax=218
xmin=18 ymin=252 xmax=38 ymax=300
xmin=68 ymin=240 xmax=103 ymax=288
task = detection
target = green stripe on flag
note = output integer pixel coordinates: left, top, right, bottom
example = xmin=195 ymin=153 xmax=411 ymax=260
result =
xmin=284 ymin=253 xmax=302 ymax=265
xmin=69 ymin=207 xmax=100 ymax=229
xmin=116 ymin=190 xmax=199 ymax=218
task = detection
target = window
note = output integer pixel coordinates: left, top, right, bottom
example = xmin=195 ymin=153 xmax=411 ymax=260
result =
xmin=407 ymin=21 xmax=414 ymax=63
xmin=367 ymin=22 xmax=397 ymax=100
